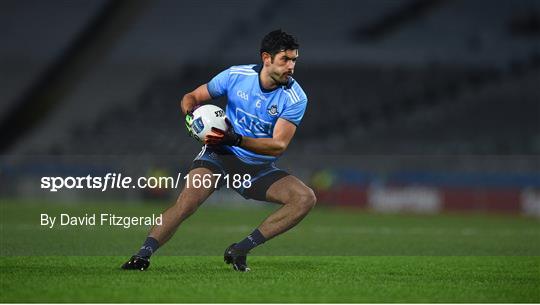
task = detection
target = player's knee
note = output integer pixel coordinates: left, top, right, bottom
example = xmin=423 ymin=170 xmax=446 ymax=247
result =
xmin=304 ymin=187 xmax=317 ymax=209
xmin=294 ymin=187 xmax=317 ymax=212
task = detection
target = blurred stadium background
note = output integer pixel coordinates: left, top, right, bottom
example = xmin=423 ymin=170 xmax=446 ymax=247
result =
xmin=1 ymin=0 xmax=539 ymax=219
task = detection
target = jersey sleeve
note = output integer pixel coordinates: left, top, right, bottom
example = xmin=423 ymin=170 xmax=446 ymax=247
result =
xmin=207 ymin=68 xmax=230 ymax=98
xmin=280 ymin=98 xmax=307 ymax=126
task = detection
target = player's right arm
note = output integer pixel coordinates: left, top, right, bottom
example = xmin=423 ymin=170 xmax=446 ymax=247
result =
xmin=182 ymin=68 xmax=228 ymax=136
xmin=180 ymin=84 xmax=212 ymax=115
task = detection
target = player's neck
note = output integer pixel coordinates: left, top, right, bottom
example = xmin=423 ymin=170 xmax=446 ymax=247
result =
xmin=259 ymin=67 xmax=278 ymax=91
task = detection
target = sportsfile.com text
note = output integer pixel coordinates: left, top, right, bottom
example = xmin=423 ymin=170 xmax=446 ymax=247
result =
xmin=40 ymin=173 xmax=252 ymax=192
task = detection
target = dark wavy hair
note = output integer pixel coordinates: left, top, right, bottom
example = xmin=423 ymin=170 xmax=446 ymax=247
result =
xmin=260 ymin=29 xmax=299 ymax=58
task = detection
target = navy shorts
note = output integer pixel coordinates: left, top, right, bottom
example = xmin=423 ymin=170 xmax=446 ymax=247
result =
xmin=190 ymin=145 xmax=289 ymax=201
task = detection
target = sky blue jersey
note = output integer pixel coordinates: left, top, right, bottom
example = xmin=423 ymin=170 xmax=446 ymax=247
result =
xmin=207 ymin=64 xmax=308 ymax=165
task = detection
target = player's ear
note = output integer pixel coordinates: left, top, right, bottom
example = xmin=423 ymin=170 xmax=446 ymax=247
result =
xmin=262 ymin=52 xmax=272 ymax=66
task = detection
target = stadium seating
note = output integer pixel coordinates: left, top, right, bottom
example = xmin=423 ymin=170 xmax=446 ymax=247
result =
xmin=4 ymin=0 xmax=539 ymax=158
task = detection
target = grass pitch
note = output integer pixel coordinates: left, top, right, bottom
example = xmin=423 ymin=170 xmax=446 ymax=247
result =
xmin=2 ymin=256 xmax=538 ymax=303
xmin=1 ymin=200 xmax=539 ymax=302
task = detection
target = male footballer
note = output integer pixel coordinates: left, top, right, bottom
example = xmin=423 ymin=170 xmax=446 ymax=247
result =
xmin=122 ymin=29 xmax=315 ymax=272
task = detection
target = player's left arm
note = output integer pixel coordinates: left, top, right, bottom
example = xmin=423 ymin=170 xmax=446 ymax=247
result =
xmin=205 ymin=118 xmax=296 ymax=156
xmin=239 ymin=118 xmax=297 ymax=156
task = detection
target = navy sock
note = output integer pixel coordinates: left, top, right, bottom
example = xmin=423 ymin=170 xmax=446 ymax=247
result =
xmin=136 ymin=237 xmax=160 ymax=258
xmin=234 ymin=229 xmax=267 ymax=252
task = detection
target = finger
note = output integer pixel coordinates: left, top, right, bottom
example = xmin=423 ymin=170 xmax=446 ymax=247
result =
xmin=206 ymin=138 xmax=222 ymax=144
xmin=211 ymin=127 xmax=226 ymax=135
xmin=204 ymin=137 xmax=217 ymax=144
xmin=205 ymin=139 xmax=221 ymax=145
xmin=206 ymin=132 xmax=224 ymax=139
xmin=205 ymin=135 xmax=223 ymax=143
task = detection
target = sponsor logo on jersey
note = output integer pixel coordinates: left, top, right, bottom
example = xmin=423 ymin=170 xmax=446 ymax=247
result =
xmin=235 ymin=108 xmax=272 ymax=136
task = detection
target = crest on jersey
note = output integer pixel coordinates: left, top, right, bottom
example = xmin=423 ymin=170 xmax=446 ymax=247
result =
xmin=267 ymin=105 xmax=278 ymax=116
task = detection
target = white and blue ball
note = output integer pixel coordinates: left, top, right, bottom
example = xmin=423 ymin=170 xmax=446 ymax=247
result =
xmin=190 ymin=104 xmax=228 ymax=142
